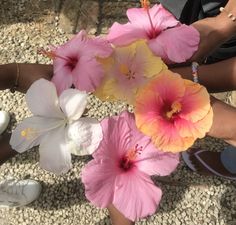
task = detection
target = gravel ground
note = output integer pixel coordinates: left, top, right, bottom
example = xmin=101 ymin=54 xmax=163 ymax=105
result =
xmin=0 ymin=1 xmax=236 ymax=225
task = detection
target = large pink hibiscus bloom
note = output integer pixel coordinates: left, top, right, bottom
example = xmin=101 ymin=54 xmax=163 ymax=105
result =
xmin=135 ymin=70 xmax=213 ymax=152
xmin=46 ymin=30 xmax=113 ymax=94
xmin=82 ymin=111 xmax=179 ymax=221
xmin=107 ymin=4 xmax=199 ymax=63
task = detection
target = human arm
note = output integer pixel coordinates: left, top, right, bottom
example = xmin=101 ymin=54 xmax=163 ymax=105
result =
xmin=172 ymin=57 xmax=236 ymax=93
xmin=0 ymin=63 xmax=53 ymax=165
xmin=190 ymin=0 xmax=236 ymax=62
xmin=0 ymin=63 xmax=53 ymax=93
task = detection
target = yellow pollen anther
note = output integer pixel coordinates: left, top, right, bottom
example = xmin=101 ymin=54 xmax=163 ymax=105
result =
xmin=166 ymin=102 xmax=182 ymax=119
xmin=21 ymin=128 xmax=37 ymax=140
xmin=126 ymin=149 xmax=137 ymax=161
xmin=21 ymin=130 xmax=27 ymax=137
xmin=140 ymin=0 xmax=150 ymax=9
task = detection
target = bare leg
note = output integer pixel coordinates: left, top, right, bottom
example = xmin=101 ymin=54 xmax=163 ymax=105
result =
xmin=108 ymin=205 xmax=134 ymax=225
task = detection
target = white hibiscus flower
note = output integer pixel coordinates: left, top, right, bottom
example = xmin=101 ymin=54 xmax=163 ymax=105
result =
xmin=10 ymin=79 xmax=102 ymax=175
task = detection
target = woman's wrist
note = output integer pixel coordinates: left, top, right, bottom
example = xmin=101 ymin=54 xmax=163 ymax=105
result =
xmin=215 ymin=11 xmax=236 ymax=39
xmin=191 ymin=12 xmax=236 ymax=62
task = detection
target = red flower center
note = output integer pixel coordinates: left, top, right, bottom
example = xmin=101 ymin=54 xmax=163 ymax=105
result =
xmin=163 ymin=101 xmax=182 ymax=121
xmin=147 ymin=29 xmax=161 ymax=39
xmin=119 ymin=157 xmax=134 ymax=171
xmin=66 ymin=57 xmax=78 ymax=71
xmin=141 ymin=1 xmax=161 ymax=39
xmin=119 ymin=144 xmax=143 ymax=171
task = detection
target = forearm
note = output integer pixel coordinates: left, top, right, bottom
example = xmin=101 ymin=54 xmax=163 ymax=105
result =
xmin=108 ymin=205 xmax=134 ymax=225
xmin=172 ymin=57 xmax=236 ymax=92
xmin=0 ymin=63 xmax=53 ymax=93
xmin=191 ymin=0 xmax=236 ymax=62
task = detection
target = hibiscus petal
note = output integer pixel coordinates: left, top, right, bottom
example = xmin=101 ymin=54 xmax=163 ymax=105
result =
xmin=55 ymin=30 xmax=87 ymax=57
xmin=127 ymin=4 xmax=178 ymax=31
xmin=81 ymin=160 xmax=117 ymax=208
xmin=149 ymin=4 xmax=179 ymax=30
xmin=93 ymin=115 xmax=132 ymax=160
xmin=135 ymin=71 xmax=185 ymax=112
xmin=10 ymin=116 xmax=63 ymax=153
xmin=107 ymin=22 xmax=147 ymax=46
xmin=67 ymin=118 xmax=103 ymax=155
xmin=52 ymin=59 xmax=74 ymax=95
xmin=59 ymin=89 xmax=88 ymax=121
xmin=153 ymin=122 xmax=195 ymax=152
xmin=72 ymin=56 xmax=104 ymax=92
xmin=25 ymin=79 xmax=64 ymax=118
xmin=126 ymin=7 xmax=152 ymax=28
xmin=134 ymin=40 xmax=167 ymax=78
xmin=148 ymin=25 xmax=200 ymax=63
xmin=39 ymin=126 xmax=72 ymax=174
xmin=85 ymin=36 xmax=113 ymax=58
xmin=113 ymin=170 xmax=162 ymax=221
xmin=136 ymin=144 xmax=179 ymax=176
xmin=180 ymin=80 xmax=211 ymax=123
xmin=175 ymin=107 xmax=213 ymax=139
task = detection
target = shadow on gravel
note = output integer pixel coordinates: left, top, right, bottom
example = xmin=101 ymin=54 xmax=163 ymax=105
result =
xmin=0 ymin=0 xmax=62 ymax=25
xmin=94 ymin=216 xmax=111 ymax=225
xmin=219 ymin=184 xmax=236 ymax=225
xmin=31 ymin=177 xmax=87 ymax=210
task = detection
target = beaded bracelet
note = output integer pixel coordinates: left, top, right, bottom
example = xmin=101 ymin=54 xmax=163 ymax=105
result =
xmin=10 ymin=63 xmax=20 ymax=93
xmin=191 ymin=62 xmax=199 ymax=83
xmin=220 ymin=7 xmax=236 ymax=22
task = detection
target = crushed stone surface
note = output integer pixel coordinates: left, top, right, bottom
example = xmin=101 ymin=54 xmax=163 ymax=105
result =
xmin=0 ymin=1 xmax=235 ymax=224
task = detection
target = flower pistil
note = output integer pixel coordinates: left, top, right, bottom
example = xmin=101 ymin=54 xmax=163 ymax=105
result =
xmin=140 ymin=0 xmax=157 ymax=39
xmin=120 ymin=144 xmax=143 ymax=171
xmin=39 ymin=49 xmax=78 ymax=71
xmin=165 ymin=101 xmax=182 ymax=120
xmin=119 ymin=64 xmax=135 ymax=80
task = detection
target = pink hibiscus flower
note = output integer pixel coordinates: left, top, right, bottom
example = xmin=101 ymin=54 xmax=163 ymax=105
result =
xmin=82 ymin=111 xmax=179 ymax=221
xmin=42 ymin=30 xmax=113 ymax=94
xmin=135 ymin=70 xmax=213 ymax=152
xmin=107 ymin=3 xmax=199 ymax=63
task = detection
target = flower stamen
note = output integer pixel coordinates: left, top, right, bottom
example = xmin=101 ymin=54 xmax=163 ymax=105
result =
xmin=38 ymin=49 xmax=70 ymax=62
xmin=120 ymin=144 xmax=143 ymax=171
xmin=140 ymin=0 xmax=150 ymax=9
xmin=21 ymin=128 xmax=37 ymax=140
xmin=119 ymin=64 xmax=135 ymax=80
xmin=140 ymin=0 xmax=156 ymax=38
xmin=21 ymin=121 xmax=65 ymax=140
xmin=166 ymin=101 xmax=182 ymax=120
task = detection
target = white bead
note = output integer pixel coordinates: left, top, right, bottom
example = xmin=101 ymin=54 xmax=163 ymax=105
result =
xmin=220 ymin=7 xmax=224 ymax=12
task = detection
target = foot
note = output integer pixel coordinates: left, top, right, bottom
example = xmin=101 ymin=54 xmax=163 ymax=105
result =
xmin=0 ymin=111 xmax=10 ymax=135
xmin=182 ymin=147 xmax=236 ymax=180
xmin=0 ymin=178 xmax=42 ymax=207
